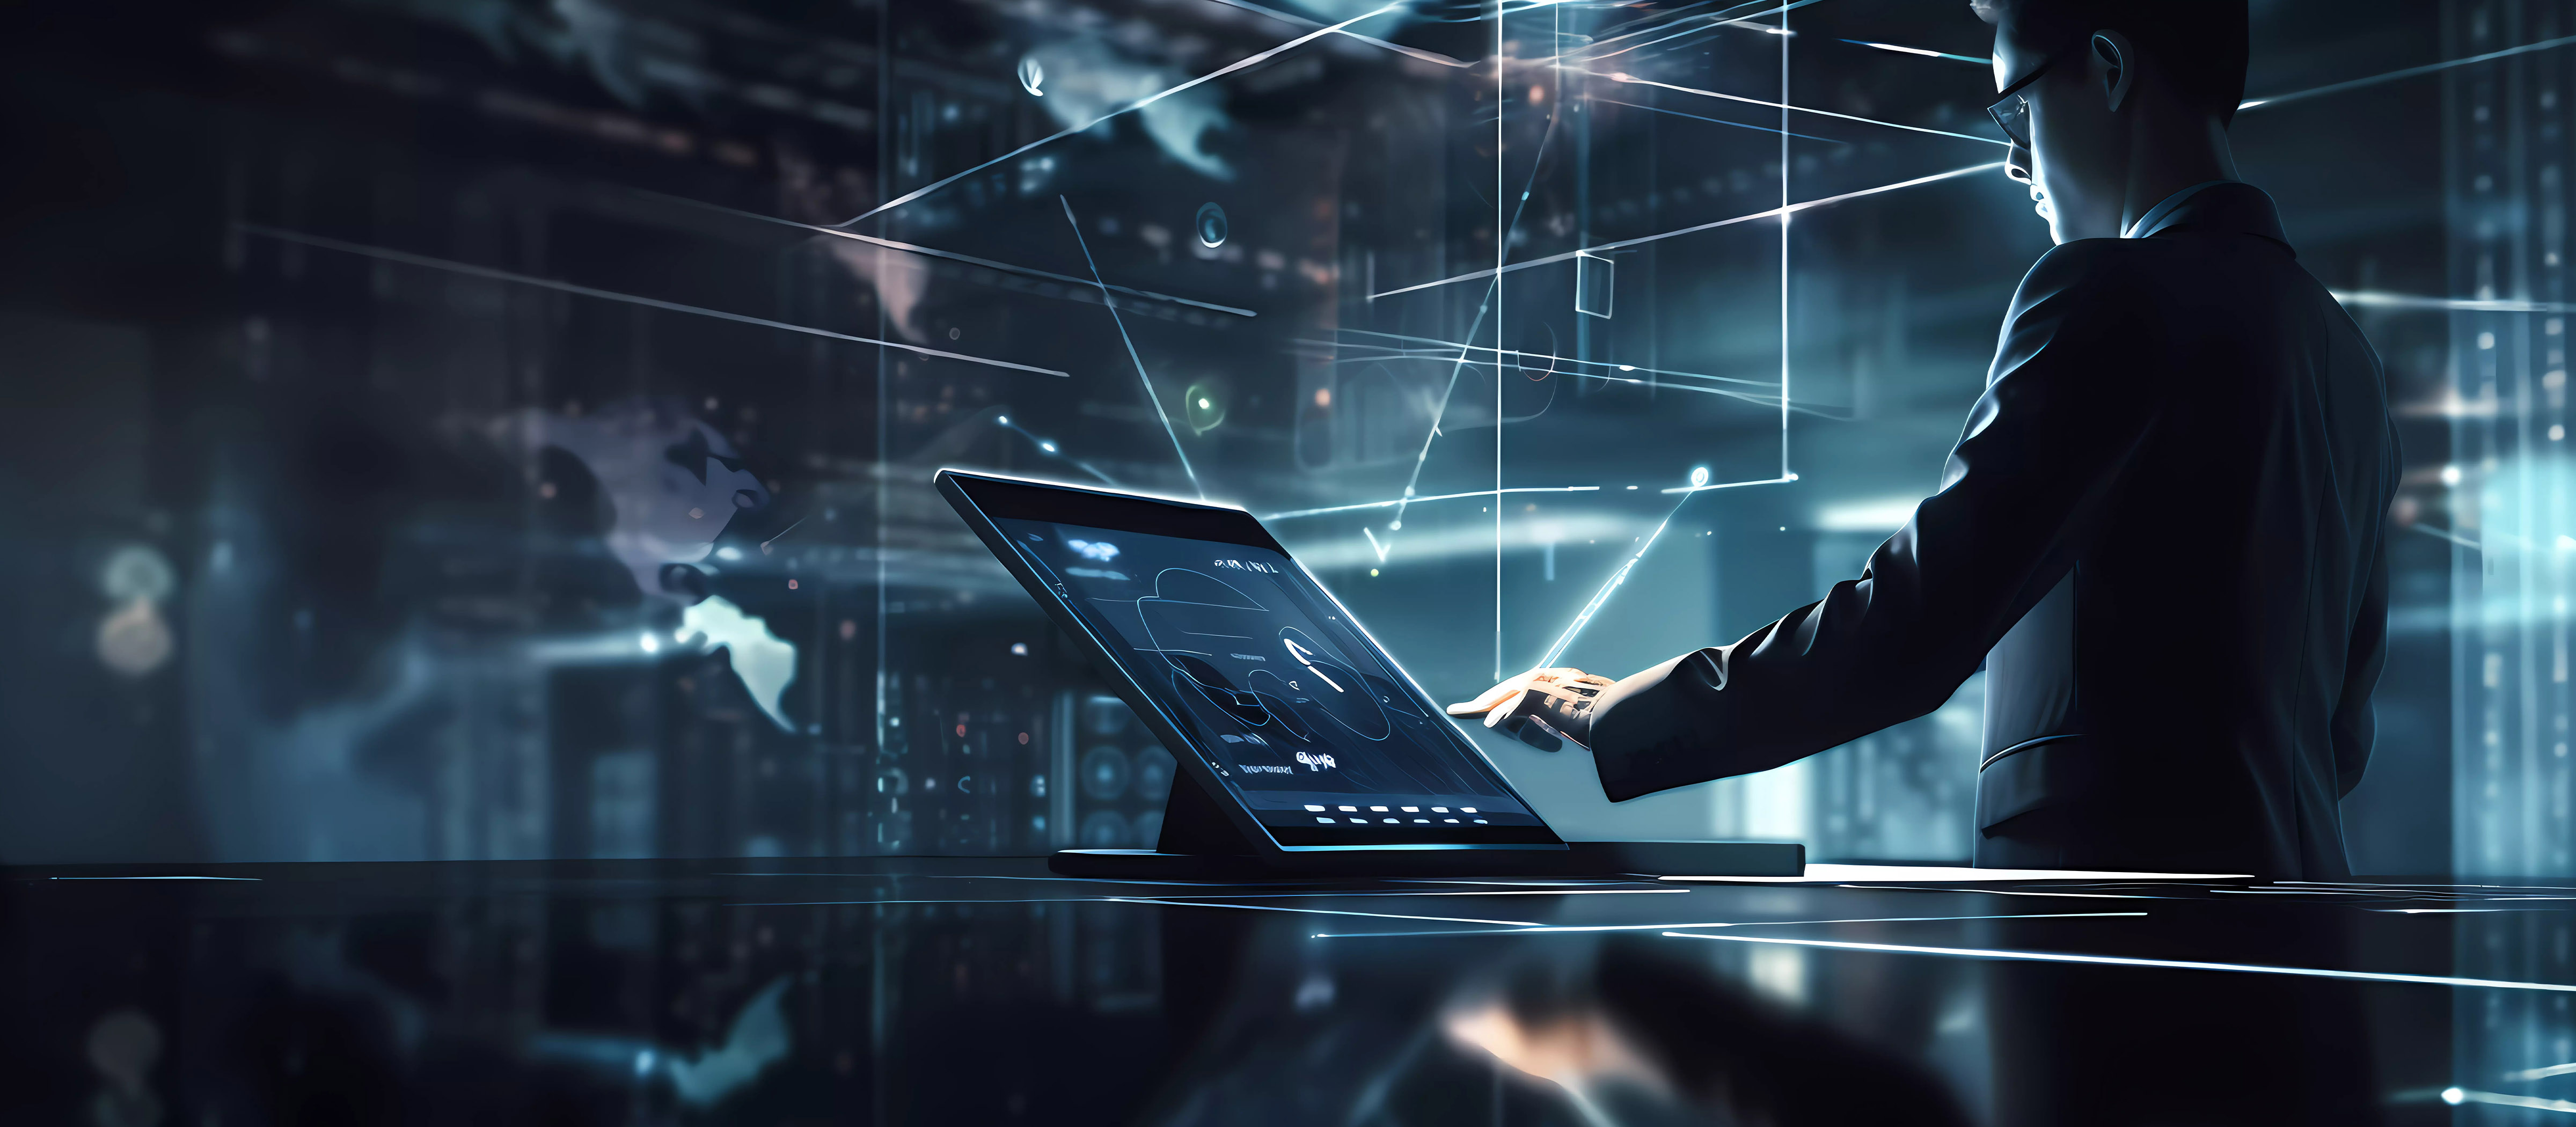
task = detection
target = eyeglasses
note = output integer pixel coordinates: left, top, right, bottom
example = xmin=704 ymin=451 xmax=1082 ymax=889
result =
xmin=1986 ymin=40 xmax=2088 ymax=149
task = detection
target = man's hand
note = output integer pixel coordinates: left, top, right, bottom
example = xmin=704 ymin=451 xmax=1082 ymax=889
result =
xmin=1447 ymin=668 xmax=1616 ymax=751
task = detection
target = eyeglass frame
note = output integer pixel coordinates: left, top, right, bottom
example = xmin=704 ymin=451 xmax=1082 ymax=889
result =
xmin=1987 ymin=37 xmax=2094 ymax=150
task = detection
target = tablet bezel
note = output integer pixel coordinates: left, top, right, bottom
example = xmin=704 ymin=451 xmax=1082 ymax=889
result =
xmin=936 ymin=468 xmax=1569 ymax=859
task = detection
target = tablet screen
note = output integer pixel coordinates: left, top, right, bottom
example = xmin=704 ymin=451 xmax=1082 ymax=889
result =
xmin=992 ymin=516 xmax=1550 ymax=846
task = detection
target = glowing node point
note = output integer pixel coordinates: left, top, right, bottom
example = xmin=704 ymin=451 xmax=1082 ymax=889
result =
xmin=2442 ymin=1088 xmax=2465 ymax=1105
xmin=1195 ymin=202 xmax=1228 ymax=248
xmin=1016 ymin=56 xmax=1044 ymax=97
xmin=1388 ymin=520 xmax=1401 ymax=530
xmin=1040 ymin=441 xmax=1058 ymax=452
xmin=996 ymin=415 xmax=1009 ymax=425
xmin=1690 ymin=466 xmax=1710 ymax=487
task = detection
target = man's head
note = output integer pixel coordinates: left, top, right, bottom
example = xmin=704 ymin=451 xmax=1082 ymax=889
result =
xmin=1975 ymin=0 xmax=2249 ymax=243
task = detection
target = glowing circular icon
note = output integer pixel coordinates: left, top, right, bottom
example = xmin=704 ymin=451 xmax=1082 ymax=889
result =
xmin=1690 ymin=466 xmax=1710 ymax=487
xmin=1016 ymin=55 xmax=1045 ymax=97
xmin=1184 ymin=383 xmax=1225 ymax=432
xmin=1195 ymin=202 xmax=1228 ymax=248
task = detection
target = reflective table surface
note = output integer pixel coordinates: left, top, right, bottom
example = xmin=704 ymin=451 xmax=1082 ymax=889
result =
xmin=10 ymin=858 xmax=2569 ymax=1124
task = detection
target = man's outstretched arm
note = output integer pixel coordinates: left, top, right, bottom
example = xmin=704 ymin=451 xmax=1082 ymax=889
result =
xmin=1576 ymin=243 xmax=2164 ymax=801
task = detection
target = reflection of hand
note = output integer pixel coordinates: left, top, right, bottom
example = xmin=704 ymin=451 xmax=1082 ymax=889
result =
xmin=1445 ymin=668 xmax=1615 ymax=752
xmin=1443 ymin=1002 xmax=1667 ymax=1096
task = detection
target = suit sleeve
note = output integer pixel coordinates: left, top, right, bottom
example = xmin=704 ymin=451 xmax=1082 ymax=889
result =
xmin=2331 ymin=448 xmax=2396 ymax=797
xmin=1586 ymin=243 xmax=2164 ymax=802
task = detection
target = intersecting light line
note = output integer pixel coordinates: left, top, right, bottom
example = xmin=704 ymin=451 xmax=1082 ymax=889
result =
xmin=1660 ymin=932 xmax=2576 ymax=993
xmin=2240 ymin=32 xmax=2576 ymax=110
xmin=633 ymin=189 xmax=1256 ymax=318
xmin=1840 ymin=39 xmax=1989 ymax=64
xmin=1495 ymin=0 xmax=1508 ymax=682
xmin=1659 ymin=472 xmax=1798 ymax=495
xmin=993 ymin=414 xmax=1119 ymax=485
xmin=2332 ymin=289 xmax=2576 ymax=314
xmin=1061 ymin=196 xmax=1203 ymax=496
xmin=1320 ymin=331 xmax=1777 ymax=387
xmin=1593 ymin=96 xmax=1848 ymax=143
xmin=1777 ymin=10 xmax=1791 ymax=479
xmin=1576 ymin=0 xmax=1788 ymax=56
xmin=1533 ymin=473 xmax=1699 ymax=670
xmin=845 ymin=0 xmax=1412 ymax=224
xmin=1592 ymin=71 xmax=2014 ymax=147
xmin=2507 ymin=1062 xmax=2576 ymax=1081
xmin=1371 ymin=162 xmax=2006 ymax=299
xmin=237 ymin=224 xmax=1072 ymax=378
xmin=1264 ymin=487 xmax=1601 ymax=521
xmin=2439 ymin=1089 xmax=2576 ymax=1114
xmin=1311 ymin=910 xmax=2147 ymax=938
xmin=1197 ymin=0 xmax=1474 ymax=67
xmin=1575 ymin=0 xmax=1820 ymax=62
xmin=1108 ymin=898 xmax=1541 ymax=927
xmin=1567 ymin=371 xmax=1809 ymax=413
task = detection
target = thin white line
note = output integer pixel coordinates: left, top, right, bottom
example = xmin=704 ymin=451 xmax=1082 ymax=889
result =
xmin=1313 ymin=910 xmax=2148 ymax=938
xmin=1534 ymin=474 xmax=1703 ymax=669
xmin=1370 ymin=162 xmax=2005 ymax=299
xmin=1777 ymin=7 xmax=1790 ymax=480
xmin=2444 ymin=1088 xmax=2576 ymax=1113
xmin=1660 ymin=474 xmax=1799 ymax=494
xmin=2507 ymin=1062 xmax=2576 ymax=1081
xmin=239 ymin=224 xmax=1070 ymax=378
xmin=1062 ymin=196 xmax=1202 ymax=495
xmin=845 ymin=1 xmax=1411 ymax=224
xmin=1263 ymin=486 xmax=1601 ymax=521
xmin=1113 ymin=898 xmax=1540 ymax=927
xmin=1593 ymin=71 xmax=2012 ymax=147
xmin=1494 ymin=0 xmax=1507 ymax=683
xmin=2240 ymin=33 xmax=2576 ymax=110
xmin=1196 ymin=0 xmax=1475 ymax=67
xmin=2333 ymin=289 xmax=2576 ymax=314
xmin=1661 ymin=932 xmax=2576 ymax=993
xmin=632 ymin=190 xmax=1255 ymax=317
xmin=1322 ymin=330 xmax=1778 ymax=387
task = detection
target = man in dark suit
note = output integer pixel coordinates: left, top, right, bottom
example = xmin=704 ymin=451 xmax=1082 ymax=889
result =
xmin=1449 ymin=0 xmax=2399 ymax=879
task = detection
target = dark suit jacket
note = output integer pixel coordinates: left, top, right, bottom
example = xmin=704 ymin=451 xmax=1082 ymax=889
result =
xmin=1586 ymin=182 xmax=2398 ymax=879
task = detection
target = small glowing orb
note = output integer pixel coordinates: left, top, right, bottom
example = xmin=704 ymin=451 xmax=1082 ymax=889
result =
xmin=1016 ymin=56 xmax=1044 ymax=97
xmin=2442 ymin=1088 xmax=2465 ymax=1105
xmin=1690 ymin=466 xmax=1710 ymax=487
xmin=1195 ymin=202 xmax=1228 ymax=248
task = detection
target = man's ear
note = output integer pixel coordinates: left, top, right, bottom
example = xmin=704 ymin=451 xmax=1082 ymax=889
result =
xmin=2091 ymin=30 xmax=2135 ymax=113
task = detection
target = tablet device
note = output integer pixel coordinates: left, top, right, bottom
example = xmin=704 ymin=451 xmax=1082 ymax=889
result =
xmin=938 ymin=469 xmax=1803 ymax=879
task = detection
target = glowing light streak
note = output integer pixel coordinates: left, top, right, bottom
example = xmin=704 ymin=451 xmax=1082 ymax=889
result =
xmin=2435 ymin=1088 xmax=2576 ymax=1114
xmin=1592 ymin=71 xmax=2013 ymax=147
xmin=994 ymin=415 xmax=1118 ymax=485
xmin=1495 ymin=0 xmax=1507 ymax=680
xmin=1592 ymin=96 xmax=1848 ymax=143
xmin=1311 ymin=910 xmax=2148 ymax=938
xmin=1263 ymin=487 xmax=1602 ymax=522
xmin=1574 ymin=0 xmax=1820 ymax=62
xmin=1196 ymin=0 xmax=1474 ymax=68
xmin=1320 ymin=330 xmax=1778 ymax=387
xmin=1061 ymin=196 xmax=1203 ymax=496
xmin=1656 ymin=472 xmax=1798 ymax=495
xmin=2506 ymin=1062 xmax=2576 ymax=1081
xmin=1533 ymin=470 xmax=1705 ymax=670
xmin=1110 ymin=898 xmax=1541 ymax=927
xmin=631 ymin=189 xmax=1256 ymax=318
xmin=238 ymin=225 xmax=1072 ymax=378
xmin=844 ymin=1 xmax=1413 ymax=224
xmin=1840 ymin=39 xmax=1989 ymax=64
xmin=1661 ymin=932 xmax=2576 ymax=993
xmin=2332 ymin=289 xmax=2576 ymax=314
xmin=1370 ymin=162 xmax=2007 ymax=299
xmin=2240 ymin=32 xmax=2576 ymax=110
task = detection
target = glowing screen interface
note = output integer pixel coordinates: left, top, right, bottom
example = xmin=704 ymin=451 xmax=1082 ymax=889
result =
xmin=997 ymin=518 xmax=1541 ymax=841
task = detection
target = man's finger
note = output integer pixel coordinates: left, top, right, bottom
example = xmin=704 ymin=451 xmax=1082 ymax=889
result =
xmin=1446 ymin=675 xmax=1532 ymax=715
xmin=1482 ymin=688 xmax=1533 ymax=728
